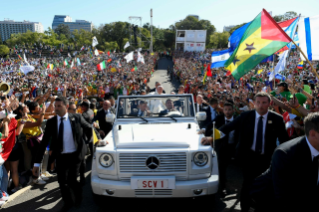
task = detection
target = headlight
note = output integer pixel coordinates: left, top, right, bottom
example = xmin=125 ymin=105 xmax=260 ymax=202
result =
xmin=99 ymin=153 xmax=114 ymax=167
xmin=193 ymin=152 xmax=208 ymax=167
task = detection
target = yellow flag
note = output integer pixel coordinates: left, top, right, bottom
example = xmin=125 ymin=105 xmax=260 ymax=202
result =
xmin=93 ymin=128 xmax=99 ymax=145
xmin=257 ymin=69 xmax=263 ymax=74
xmin=214 ymin=128 xmax=225 ymax=140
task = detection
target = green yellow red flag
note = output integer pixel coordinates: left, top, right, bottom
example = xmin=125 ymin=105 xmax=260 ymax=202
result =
xmin=224 ymin=9 xmax=292 ymax=79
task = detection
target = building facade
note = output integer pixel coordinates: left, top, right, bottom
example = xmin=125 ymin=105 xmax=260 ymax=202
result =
xmin=223 ymin=25 xmax=236 ymax=32
xmin=52 ymin=15 xmax=93 ymax=32
xmin=0 ymin=20 xmax=43 ymax=42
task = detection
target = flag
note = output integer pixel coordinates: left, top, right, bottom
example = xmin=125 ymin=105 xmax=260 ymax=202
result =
xmin=298 ymin=15 xmax=319 ymax=61
xmin=257 ymin=69 xmax=263 ymax=74
xmin=206 ymin=64 xmax=212 ymax=77
xmin=137 ymin=48 xmax=142 ymax=52
xmin=47 ymin=64 xmax=54 ymax=70
xmin=124 ymin=41 xmax=130 ymax=49
xmin=63 ymin=59 xmax=68 ymax=66
xmin=93 ymin=128 xmax=99 ymax=145
xmin=107 ymin=59 xmax=112 ymax=63
xmin=77 ymin=58 xmax=81 ymax=66
xmin=213 ymin=128 xmax=225 ymax=140
xmin=23 ymin=53 xmax=29 ymax=66
xmin=203 ymin=71 xmax=207 ymax=84
xmin=224 ymin=9 xmax=292 ymax=80
xmin=113 ymin=49 xmax=116 ymax=53
xmin=229 ymin=17 xmax=298 ymax=52
xmin=94 ymin=49 xmax=99 ymax=56
xmin=297 ymin=61 xmax=304 ymax=69
xmin=97 ymin=61 xmax=106 ymax=71
xmin=107 ymin=51 xmax=110 ymax=56
xmin=18 ymin=54 xmax=22 ymax=60
xmin=124 ymin=52 xmax=134 ymax=63
xmin=283 ymin=112 xmax=296 ymax=137
xmin=92 ymin=36 xmax=99 ymax=47
xmin=276 ymin=17 xmax=300 ymax=53
xmin=80 ymin=46 xmax=85 ymax=51
xmin=137 ymin=52 xmax=145 ymax=64
xmin=211 ymin=49 xmax=233 ymax=68
xmin=98 ymin=50 xmax=104 ymax=54
xmin=117 ymin=61 xmax=122 ymax=68
xmin=270 ymin=50 xmax=289 ymax=81
xmin=131 ymin=66 xmax=137 ymax=72
xmin=68 ymin=53 xmax=71 ymax=58
xmin=70 ymin=60 xmax=74 ymax=68
xmin=20 ymin=66 xmax=35 ymax=75
xmin=0 ymin=119 xmax=17 ymax=164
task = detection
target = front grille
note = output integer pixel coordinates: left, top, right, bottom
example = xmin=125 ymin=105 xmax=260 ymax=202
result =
xmin=119 ymin=175 xmax=187 ymax=182
xmin=135 ymin=189 xmax=172 ymax=197
xmin=119 ymin=153 xmax=187 ymax=173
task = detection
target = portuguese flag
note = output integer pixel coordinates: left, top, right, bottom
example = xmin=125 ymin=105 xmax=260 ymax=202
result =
xmin=63 ymin=59 xmax=68 ymax=66
xmin=97 ymin=61 xmax=106 ymax=71
xmin=225 ymin=9 xmax=292 ymax=80
xmin=18 ymin=54 xmax=22 ymax=60
xmin=131 ymin=66 xmax=137 ymax=72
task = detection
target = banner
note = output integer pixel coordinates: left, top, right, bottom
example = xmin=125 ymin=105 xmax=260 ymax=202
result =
xmin=92 ymin=36 xmax=99 ymax=47
xmin=20 ymin=66 xmax=35 ymax=75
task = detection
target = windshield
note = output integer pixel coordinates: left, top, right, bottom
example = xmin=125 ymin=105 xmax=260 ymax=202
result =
xmin=117 ymin=95 xmax=195 ymax=118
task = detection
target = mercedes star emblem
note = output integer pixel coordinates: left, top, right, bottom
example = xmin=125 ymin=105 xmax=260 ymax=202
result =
xmin=146 ymin=156 xmax=160 ymax=170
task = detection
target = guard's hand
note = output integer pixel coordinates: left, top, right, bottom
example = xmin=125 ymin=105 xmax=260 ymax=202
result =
xmin=32 ymin=166 xmax=40 ymax=177
xmin=201 ymin=137 xmax=213 ymax=145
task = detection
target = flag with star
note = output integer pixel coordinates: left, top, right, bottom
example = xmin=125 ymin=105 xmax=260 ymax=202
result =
xmin=224 ymin=9 xmax=292 ymax=80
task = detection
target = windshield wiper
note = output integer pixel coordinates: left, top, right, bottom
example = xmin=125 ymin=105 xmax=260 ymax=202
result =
xmin=139 ymin=116 xmax=148 ymax=123
xmin=167 ymin=116 xmax=177 ymax=122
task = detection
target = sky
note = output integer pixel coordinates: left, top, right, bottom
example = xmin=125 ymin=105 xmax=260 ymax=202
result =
xmin=0 ymin=0 xmax=319 ymax=32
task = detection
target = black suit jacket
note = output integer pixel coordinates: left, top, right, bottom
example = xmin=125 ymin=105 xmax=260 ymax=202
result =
xmin=219 ymin=110 xmax=289 ymax=163
xmin=94 ymin=108 xmax=115 ymax=137
xmin=205 ymin=106 xmax=218 ymax=128
xmin=253 ymin=136 xmax=319 ymax=212
xmin=82 ymin=109 xmax=95 ymax=144
xmin=35 ymin=113 xmax=93 ymax=163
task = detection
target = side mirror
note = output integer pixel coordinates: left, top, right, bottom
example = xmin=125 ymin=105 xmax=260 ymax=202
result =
xmin=106 ymin=113 xmax=115 ymax=123
xmin=196 ymin=112 xmax=206 ymax=121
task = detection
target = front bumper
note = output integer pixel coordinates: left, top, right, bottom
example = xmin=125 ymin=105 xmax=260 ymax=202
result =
xmin=91 ymin=174 xmax=218 ymax=198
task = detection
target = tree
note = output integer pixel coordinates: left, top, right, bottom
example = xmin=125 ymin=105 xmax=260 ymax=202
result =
xmin=54 ymin=24 xmax=71 ymax=39
xmin=229 ymin=23 xmax=247 ymax=35
xmin=273 ymin=11 xmax=298 ymax=22
xmin=0 ymin=45 xmax=9 ymax=57
xmin=208 ymin=32 xmax=230 ymax=49
xmin=101 ymin=22 xmax=130 ymax=52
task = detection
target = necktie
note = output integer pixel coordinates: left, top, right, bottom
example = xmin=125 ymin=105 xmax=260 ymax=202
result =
xmin=226 ymin=120 xmax=230 ymax=124
xmin=256 ymin=116 xmax=263 ymax=154
xmin=58 ymin=117 xmax=65 ymax=152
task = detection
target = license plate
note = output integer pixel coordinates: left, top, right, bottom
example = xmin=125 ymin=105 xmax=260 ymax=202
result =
xmin=131 ymin=176 xmax=175 ymax=189
xmin=137 ymin=180 xmax=169 ymax=189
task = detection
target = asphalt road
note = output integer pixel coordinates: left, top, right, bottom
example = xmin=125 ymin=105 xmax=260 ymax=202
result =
xmin=1 ymin=58 xmax=247 ymax=212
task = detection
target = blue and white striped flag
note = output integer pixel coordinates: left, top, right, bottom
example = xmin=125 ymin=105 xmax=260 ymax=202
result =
xmin=211 ymin=49 xmax=233 ymax=68
xmin=298 ymin=15 xmax=319 ymax=61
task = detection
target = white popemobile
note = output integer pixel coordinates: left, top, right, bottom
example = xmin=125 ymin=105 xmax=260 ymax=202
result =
xmin=91 ymin=94 xmax=219 ymax=202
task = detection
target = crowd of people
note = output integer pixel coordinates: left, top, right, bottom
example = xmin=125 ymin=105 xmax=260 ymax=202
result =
xmin=0 ymin=45 xmax=318 ymax=211
xmin=0 ymin=48 xmax=158 ymax=208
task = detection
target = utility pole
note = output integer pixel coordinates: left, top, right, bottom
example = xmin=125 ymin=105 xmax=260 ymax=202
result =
xmin=150 ymin=9 xmax=153 ymax=53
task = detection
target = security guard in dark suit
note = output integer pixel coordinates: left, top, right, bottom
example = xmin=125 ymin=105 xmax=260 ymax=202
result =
xmin=79 ymin=101 xmax=95 ymax=185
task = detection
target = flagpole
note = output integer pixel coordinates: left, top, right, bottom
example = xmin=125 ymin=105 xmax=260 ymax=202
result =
xmin=293 ymin=40 xmax=319 ymax=79
xmin=212 ymin=121 xmax=216 ymax=157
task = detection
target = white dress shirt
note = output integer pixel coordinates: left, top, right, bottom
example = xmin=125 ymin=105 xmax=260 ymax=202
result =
xmin=251 ymin=111 xmax=269 ymax=154
xmin=210 ymin=106 xmax=217 ymax=121
xmin=225 ymin=116 xmax=235 ymax=144
xmin=306 ymin=136 xmax=319 ymax=184
xmin=34 ymin=113 xmax=76 ymax=167
xmin=58 ymin=113 xmax=76 ymax=154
